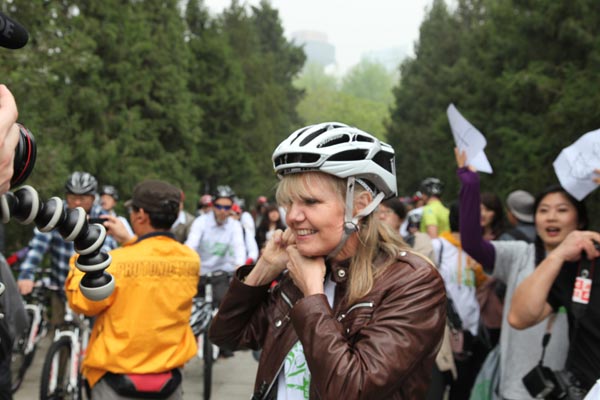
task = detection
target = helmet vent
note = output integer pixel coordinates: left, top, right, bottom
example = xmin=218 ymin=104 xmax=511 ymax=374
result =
xmin=274 ymin=152 xmax=320 ymax=167
xmin=372 ymin=151 xmax=395 ymax=173
xmin=354 ymin=135 xmax=375 ymax=143
xmin=299 ymin=127 xmax=329 ymax=147
xmin=317 ymin=134 xmax=349 ymax=148
xmin=328 ymin=149 xmax=368 ymax=161
xmin=290 ymin=126 xmax=312 ymax=145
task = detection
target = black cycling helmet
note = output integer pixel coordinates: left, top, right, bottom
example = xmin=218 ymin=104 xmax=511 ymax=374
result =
xmin=100 ymin=185 xmax=119 ymax=200
xmin=212 ymin=185 xmax=235 ymax=202
xmin=420 ymin=177 xmax=444 ymax=197
xmin=65 ymin=171 xmax=98 ymax=195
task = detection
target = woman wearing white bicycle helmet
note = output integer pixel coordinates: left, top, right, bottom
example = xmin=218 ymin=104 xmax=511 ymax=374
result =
xmin=210 ymin=122 xmax=446 ymax=399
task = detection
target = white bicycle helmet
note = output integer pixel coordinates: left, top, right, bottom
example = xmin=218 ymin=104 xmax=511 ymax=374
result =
xmin=65 ymin=171 xmax=98 ymax=195
xmin=101 ymin=185 xmax=119 ymax=200
xmin=272 ymin=122 xmax=397 ymax=258
xmin=212 ymin=185 xmax=235 ymax=202
xmin=420 ymin=177 xmax=444 ymax=197
xmin=273 ymin=122 xmax=397 ymax=198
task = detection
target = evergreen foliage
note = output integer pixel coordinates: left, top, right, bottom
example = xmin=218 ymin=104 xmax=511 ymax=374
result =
xmin=3 ymin=0 xmax=600 ymax=250
xmin=294 ymin=60 xmax=395 ymax=141
xmin=0 ymin=0 xmax=304 ymax=251
xmin=387 ymin=0 xmax=600 ymax=226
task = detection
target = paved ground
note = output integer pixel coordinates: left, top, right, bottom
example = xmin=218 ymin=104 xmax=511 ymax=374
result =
xmin=14 ymin=335 xmax=258 ymax=399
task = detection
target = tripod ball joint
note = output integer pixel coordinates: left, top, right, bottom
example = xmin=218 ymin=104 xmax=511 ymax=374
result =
xmin=0 ymin=185 xmax=115 ymax=301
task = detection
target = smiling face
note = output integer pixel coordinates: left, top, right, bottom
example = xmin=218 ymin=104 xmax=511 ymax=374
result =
xmin=278 ymin=172 xmax=348 ymax=258
xmin=535 ymin=192 xmax=580 ymax=252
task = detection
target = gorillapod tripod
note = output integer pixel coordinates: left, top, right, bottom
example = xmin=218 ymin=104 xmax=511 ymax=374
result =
xmin=0 ymin=185 xmax=114 ymax=301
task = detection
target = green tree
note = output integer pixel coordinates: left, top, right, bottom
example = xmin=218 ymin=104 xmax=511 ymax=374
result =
xmin=72 ymin=0 xmax=200 ymax=195
xmin=387 ymin=0 xmax=600 ymax=225
xmin=341 ymin=59 xmax=395 ymax=105
xmin=295 ymin=62 xmax=338 ymax=92
xmin=295 ymin=60 xmax=392 ymax=140
xmin=185 ymin=0 xmax=250 ymax=197
xmin=220 ymin=0 xmax=306 ymax=201
xmin=386 ymin=0 xmax=465 ymax=198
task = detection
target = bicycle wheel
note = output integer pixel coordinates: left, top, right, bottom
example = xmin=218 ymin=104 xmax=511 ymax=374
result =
xmin=10 ymin=331 xmax=33 ymax=393
xmin=11 ymin=308 xmax=37 ymax=393
xmin=40 ymin=337 xmax=81 ymax=400
xmin=203 ymin=330 xmax=213 ymax=400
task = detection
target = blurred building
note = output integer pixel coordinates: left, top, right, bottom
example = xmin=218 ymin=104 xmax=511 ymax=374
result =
xmin=291 ymin=30 xmax=335 ymax=67
xmin=363 ymin=46 xmax=409 ymax=72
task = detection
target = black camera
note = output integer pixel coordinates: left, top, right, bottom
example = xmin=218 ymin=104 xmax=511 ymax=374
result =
xmin=523 ymin=366 xmax=587 ymax=400
xmin=11 ymin=124 xmax=36 ymax=187
xmin=523 ymin=365 xmax=567 ymax=399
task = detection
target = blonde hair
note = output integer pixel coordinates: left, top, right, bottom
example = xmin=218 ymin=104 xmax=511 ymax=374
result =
xmin=276 ymin=172 xmax=410 ymax=305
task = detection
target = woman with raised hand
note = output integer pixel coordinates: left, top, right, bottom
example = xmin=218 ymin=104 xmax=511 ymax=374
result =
xmin=210 ymin=122 xmax=446 ymax=399
xmin=456 ymin=148 xmax=575 ymax=399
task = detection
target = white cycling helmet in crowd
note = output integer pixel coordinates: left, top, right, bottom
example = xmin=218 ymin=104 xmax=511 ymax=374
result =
xmin=65 ymin=171 xmax=98 ymax=196
xmin=101 ymin=185 xmax=119 ymax=200
xmin=272 ymin=122 xmax=397 ymax=258
xmin=420 ymin=177 xmax=444 ymax=197
xmin=212 ymin=185 xmax=235 ymax=202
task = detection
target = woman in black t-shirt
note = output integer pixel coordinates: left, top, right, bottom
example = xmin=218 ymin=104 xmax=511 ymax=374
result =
xmin=509 ymin=222 xmax=600 ymax=393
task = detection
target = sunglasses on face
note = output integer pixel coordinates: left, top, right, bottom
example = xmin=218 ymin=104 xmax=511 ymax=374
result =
xmin=214 ymin=204 xmax=232 ymax=211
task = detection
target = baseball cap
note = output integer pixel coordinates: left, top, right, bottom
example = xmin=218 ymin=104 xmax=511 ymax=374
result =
xmin=506 ymin=190 xmax=535 ymax=223
xmin=124 ymin=180 xmax=180 ymax=213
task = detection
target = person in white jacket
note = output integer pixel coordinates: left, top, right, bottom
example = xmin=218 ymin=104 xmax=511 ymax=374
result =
xmin=185 ymin=186 xmax=246 ymax=277
xmin=231 ymin=203 xmax=259 ymax=264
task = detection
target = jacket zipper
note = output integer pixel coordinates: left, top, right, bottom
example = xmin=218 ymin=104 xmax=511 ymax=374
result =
xmin=337 ymin=301 xmax=374 ymax=322
xmin=280 ymin=291 xmax=294 ymax=309
xmin=259 ymin=359 xmax=286 ymax=400
xmin=258 ymin=289 xmax=301 ymax=399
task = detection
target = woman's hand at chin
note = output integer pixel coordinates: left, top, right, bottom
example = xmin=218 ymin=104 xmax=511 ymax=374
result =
xmin=286 ymin=245 xmax=326 ymax=297
xmin=245 ymin=228 xmax=295 ymax=286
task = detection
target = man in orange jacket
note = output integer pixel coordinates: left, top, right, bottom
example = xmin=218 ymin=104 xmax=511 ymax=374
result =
xmin=66 ymin=180 xmax=200 ymax=399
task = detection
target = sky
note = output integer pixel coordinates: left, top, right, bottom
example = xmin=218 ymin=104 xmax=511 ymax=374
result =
xmin=203 ymin=0 xmax=433 ymax=74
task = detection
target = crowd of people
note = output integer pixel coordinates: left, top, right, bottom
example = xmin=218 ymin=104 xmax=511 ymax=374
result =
xmin=1 ymin=60 xmax=600 ymax=400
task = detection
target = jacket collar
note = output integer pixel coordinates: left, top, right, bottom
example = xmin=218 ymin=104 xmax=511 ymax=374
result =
xmin=136 ymin=231 xmax=176 ymax=243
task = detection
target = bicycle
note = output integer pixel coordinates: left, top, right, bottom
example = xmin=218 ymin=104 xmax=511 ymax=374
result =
xmin=8 ymin=254 xmax=52 ymax=394
xmin=39 ymin=302 xmax=91 ymax=400
xmin=10 ymin=278 xmax=51 ymax=393
xmin=189 ymin=269 xmax=230 ymax=400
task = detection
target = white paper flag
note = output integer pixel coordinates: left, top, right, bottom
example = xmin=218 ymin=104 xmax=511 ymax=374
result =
xmin=447 ymin=104 xmax=492 ymax=173
xmin=583 ymin=380 xmax=600 ymax=400
xmin=553 ymin=129 xmax=600 ymax=201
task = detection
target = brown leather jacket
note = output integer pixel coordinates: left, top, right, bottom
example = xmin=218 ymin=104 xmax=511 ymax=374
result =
xmin=209 ymin=251 xmax=446 ymax=399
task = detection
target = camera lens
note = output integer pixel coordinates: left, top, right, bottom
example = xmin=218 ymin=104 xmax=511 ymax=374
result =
xmin=11 ymin=124 xmax=36 ymax=187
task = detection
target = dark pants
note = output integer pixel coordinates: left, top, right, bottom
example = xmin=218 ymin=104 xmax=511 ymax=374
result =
xmin=196 ymin=273 xmax=231 ymax=308
xmin=426 ymin=332 xmax=491 ymax=400
xmin=0 ymin=355 xmax=12 ymax=400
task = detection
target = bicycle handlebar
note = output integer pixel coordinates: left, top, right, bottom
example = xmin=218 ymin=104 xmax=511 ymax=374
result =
xmin=200 ymin=270 xmax=233 ymax=286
